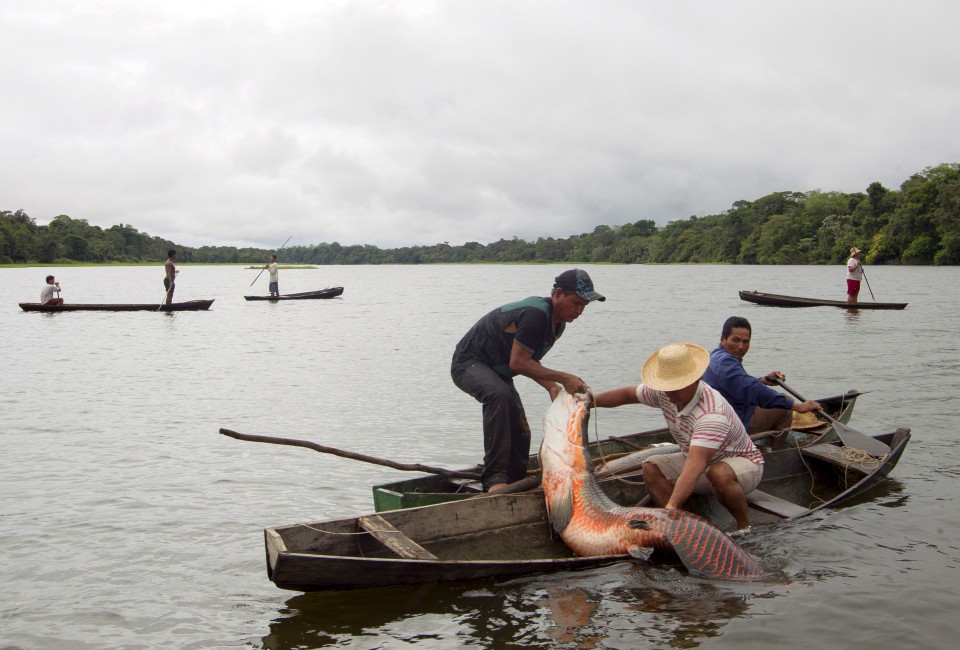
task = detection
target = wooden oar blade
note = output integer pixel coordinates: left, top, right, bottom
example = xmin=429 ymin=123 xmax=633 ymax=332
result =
xmin=831 ymin=420 xmax=891 ymax=457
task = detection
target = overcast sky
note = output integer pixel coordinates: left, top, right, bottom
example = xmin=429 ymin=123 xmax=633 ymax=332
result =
xmin=2 ymin=1 xmax=958 ymax=250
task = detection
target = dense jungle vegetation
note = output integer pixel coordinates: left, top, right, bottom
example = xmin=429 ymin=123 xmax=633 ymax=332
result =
xmin=3 ymin=163 xmax=958 ymax=266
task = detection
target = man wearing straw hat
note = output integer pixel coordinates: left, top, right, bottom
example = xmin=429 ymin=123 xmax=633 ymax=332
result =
xmin=593 ymin=343 xmax=762 ymax=533
xmin=846 ymin=246 xmax=863 ymax=304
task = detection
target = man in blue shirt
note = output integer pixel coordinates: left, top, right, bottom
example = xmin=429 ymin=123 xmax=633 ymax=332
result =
xmin=451 ymin=269 xmax=605 ymax=493
xmin=701 ymin=316 xmax=820 ymax=436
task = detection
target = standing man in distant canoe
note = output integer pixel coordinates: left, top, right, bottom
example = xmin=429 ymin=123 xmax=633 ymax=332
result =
xmin=40 ymin=275 xmax=64 ymax=305
xmin=451 ymin=269 xmax=605 ymax=493
xmin=164 ymin=249 xmax=177 ymax=305
xmin=846 ymin=246 xmax=863 ymax=304
xmin=264 ymin=255 xmax=279 ymax=298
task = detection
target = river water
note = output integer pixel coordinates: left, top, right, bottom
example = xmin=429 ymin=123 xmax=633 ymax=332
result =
xmin=2 ymin=263 xmax=958 ymax=649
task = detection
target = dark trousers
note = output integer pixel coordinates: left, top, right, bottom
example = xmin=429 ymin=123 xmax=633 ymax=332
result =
xmin=451 ymin=360 xmax=531 ymax=490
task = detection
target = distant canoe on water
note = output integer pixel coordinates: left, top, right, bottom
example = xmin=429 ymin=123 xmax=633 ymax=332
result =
xmin=739 ymin=290 xmax=908 ymax=310
xmin=244 ymin=287 xmax=344 ymax=301
xmin=19 ymin=300 xmax=214 ymax=312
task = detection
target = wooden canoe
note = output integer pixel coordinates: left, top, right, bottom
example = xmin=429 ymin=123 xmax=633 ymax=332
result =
xmin=265 ymin=425 xmax=910 ymax=592
xmin=19 ymin=299 xmax=214 ymax=312
xmin=244 ymin=287 xmax=344 ymax=301
xmin=372 ymin=390 xmax=864 ymax=512
xmin=739 ymin=290 xmax=907 ymax=310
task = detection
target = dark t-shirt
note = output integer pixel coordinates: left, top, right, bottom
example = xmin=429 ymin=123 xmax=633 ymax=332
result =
xmin=453 ymin=296 xmax=564 ymax=377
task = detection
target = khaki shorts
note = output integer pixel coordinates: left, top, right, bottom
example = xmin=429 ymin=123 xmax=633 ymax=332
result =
xmin=643 ymin=452 xmax=762 ymax=496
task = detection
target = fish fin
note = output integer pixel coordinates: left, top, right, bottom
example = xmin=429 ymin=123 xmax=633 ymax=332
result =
xmin=661 ymin=514 xmax=767 ymax=581
xmin=627 ymin=519 xmax=651 ymax=531
xmin=546 ymin=477 xmax=574 ymax=534
xmin=627 ymin=546 xmax=651 ymax=560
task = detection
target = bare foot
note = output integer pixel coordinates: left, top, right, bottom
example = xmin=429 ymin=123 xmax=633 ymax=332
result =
xmin=486 ymin=483 xmax=509 ymax=493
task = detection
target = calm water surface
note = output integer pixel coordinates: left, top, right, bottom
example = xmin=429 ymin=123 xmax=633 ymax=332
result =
xmin=2 ymin=264 xmax=958 ymax=648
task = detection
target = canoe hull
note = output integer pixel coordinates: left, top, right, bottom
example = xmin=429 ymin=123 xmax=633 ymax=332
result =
xmin=19 ymin=300 xmax=214 ymax=312
xmin=739 ymin=290 xmax=907 ymax=309
xmin=265 ymin=423 xmax=910 ymax=592
xmin=244 ymin=287 xmax=344 ymax=301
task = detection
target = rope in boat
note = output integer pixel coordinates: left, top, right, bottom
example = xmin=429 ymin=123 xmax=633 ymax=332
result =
xmin=794 ymin=433 xmax=888 ymax=508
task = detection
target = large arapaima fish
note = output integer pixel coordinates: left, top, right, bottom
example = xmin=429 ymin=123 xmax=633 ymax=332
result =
xmin=539 ymin=389 xmax=767 ymax=581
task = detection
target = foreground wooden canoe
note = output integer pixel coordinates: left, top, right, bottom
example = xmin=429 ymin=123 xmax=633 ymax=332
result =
xmin=244 ymin=287 xmax=344 ymax=301
xmin=372 ymin=390 xmax=864 ymax=512
xmin=739 ymin=290 xmax=907 ymax=310
xmin=265 ymin=425 xmax=910 ymax=592
xmin=19 ymin=299 xmax=214 ymax=312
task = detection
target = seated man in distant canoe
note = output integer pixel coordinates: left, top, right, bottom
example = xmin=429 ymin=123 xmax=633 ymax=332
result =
xmin=40 ymin=275 xmax=64 ymax=305
xmin=701 ymin=317 xmax=820 ymax=442
xmin=593 ymin=343 xmax=762 ymax=533
xmin=451 ymin=269 xmax=605 ymax=493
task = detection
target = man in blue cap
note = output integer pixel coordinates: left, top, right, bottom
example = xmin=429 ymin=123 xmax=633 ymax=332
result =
xmin=451 ymin=269 xmax=605 ymax=493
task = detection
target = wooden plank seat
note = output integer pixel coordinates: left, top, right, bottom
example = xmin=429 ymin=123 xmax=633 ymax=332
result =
xmin=746 ymin=489 xmax=809 ymax=519
xmin=358 ymin=515 xmax=438 ymax=560
xmin=800 ymin=443 xmax=875 ymax=475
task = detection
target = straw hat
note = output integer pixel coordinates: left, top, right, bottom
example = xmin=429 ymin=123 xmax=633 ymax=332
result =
xmin=641 ymin=343 xmax=710 ymax=391
xmin=790 ymin=411 xmax=823 ymax=430
xmin=850 ymin=246 xmax=861 ymax=255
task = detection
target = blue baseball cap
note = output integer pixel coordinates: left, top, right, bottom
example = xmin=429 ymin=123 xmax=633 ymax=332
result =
xmin=554 ymin=269 xmax=605 ymax=302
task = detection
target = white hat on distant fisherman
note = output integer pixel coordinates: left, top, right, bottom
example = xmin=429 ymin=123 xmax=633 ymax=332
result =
xmin=641 ymin=343 xmax=710 ymax=391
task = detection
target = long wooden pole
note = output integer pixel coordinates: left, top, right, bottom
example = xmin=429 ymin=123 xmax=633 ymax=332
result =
xmin=219 ymin=428 xmax=481 ymax=479
xmin=860 ymin=265 xmax=877 ymax=301
xmin=250 ymin=235 xmax=293 ymax=287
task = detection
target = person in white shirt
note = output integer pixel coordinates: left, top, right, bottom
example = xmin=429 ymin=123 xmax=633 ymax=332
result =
xmin=40 ymin=275 xmax=63 ymax=305
xmin=265 ymin=255 xmax=279 ymax=297
xmin=846 ymin=246 xmax=863 ymax=304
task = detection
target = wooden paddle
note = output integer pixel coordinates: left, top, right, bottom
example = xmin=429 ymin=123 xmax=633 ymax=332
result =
xmin=861 ymin=265 xmax=877 ymax=301
xmin=219 ymin=428 xmax=481 ymax=479
xmin=769 ymin=379 xmax=890 ymax=456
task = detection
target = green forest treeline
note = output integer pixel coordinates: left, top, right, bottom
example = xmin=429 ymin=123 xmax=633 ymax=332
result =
xmin=3 ymin=163 xmax=959 ymax=266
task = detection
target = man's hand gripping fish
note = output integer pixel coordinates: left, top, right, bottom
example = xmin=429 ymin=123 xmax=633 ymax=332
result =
xmin=539 ymin=389 xmax=767 ymax=580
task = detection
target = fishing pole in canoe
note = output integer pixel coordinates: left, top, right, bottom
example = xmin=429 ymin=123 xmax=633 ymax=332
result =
xmin=250 ymin=235 xmax=293 ymax=287
xmin=861 ymin=265 xmax=877 ymax=301
xmin=769 ymin=378 xmax=890 ymax=456
xmin=219 ymin=428 xmax=482 ymax=479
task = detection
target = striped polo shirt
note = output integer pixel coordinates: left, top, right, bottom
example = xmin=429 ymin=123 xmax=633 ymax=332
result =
xmin=635 ymin=381 xmax=763 ymax=465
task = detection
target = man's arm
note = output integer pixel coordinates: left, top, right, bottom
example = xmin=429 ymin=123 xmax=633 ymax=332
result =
xmin=592 ymin=386 xmax=641 ymax=408
xmin=508 ymin=341 xmax=586 ymax=396
xmin=665 ymin=445 xmax=714 ymax=510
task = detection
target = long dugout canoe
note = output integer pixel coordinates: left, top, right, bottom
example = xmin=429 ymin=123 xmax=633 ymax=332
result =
xmin=739 ymin=290 xmax=907 ymax=309
xmin=244 ymin=287 xmax=344 ymax=301
xmin=19 ymin=299 xmax=214 ymax=312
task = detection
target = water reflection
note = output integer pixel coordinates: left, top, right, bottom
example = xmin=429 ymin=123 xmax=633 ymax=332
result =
xmin=261 ymin=560 xmax=779 ymax=648
xmin=844 ymin=307 xmax=862 ymax=323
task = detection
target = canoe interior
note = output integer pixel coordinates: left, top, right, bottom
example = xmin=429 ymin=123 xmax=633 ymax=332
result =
xmin=739 ymin=290 xmax=907 ymax=310
xmin=18 ymin=299 xmax=214 ymax=312
xmin=372 ymin=391 xmax=862 ymax=512
xmin=267 ymin=426 xmax=909 ymax=591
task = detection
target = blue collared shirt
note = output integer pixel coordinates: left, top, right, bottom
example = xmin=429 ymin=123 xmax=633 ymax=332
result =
xmin=701 ymin=345 xmax=793 ymax=427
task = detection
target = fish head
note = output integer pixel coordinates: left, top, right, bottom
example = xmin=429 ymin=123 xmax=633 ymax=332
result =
xmin=540 ymin=389 xmax=592 ymax=474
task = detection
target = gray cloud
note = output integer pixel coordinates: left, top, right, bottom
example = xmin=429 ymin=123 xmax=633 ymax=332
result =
xmin=2 ymin=0 xmax=958 ymax=249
